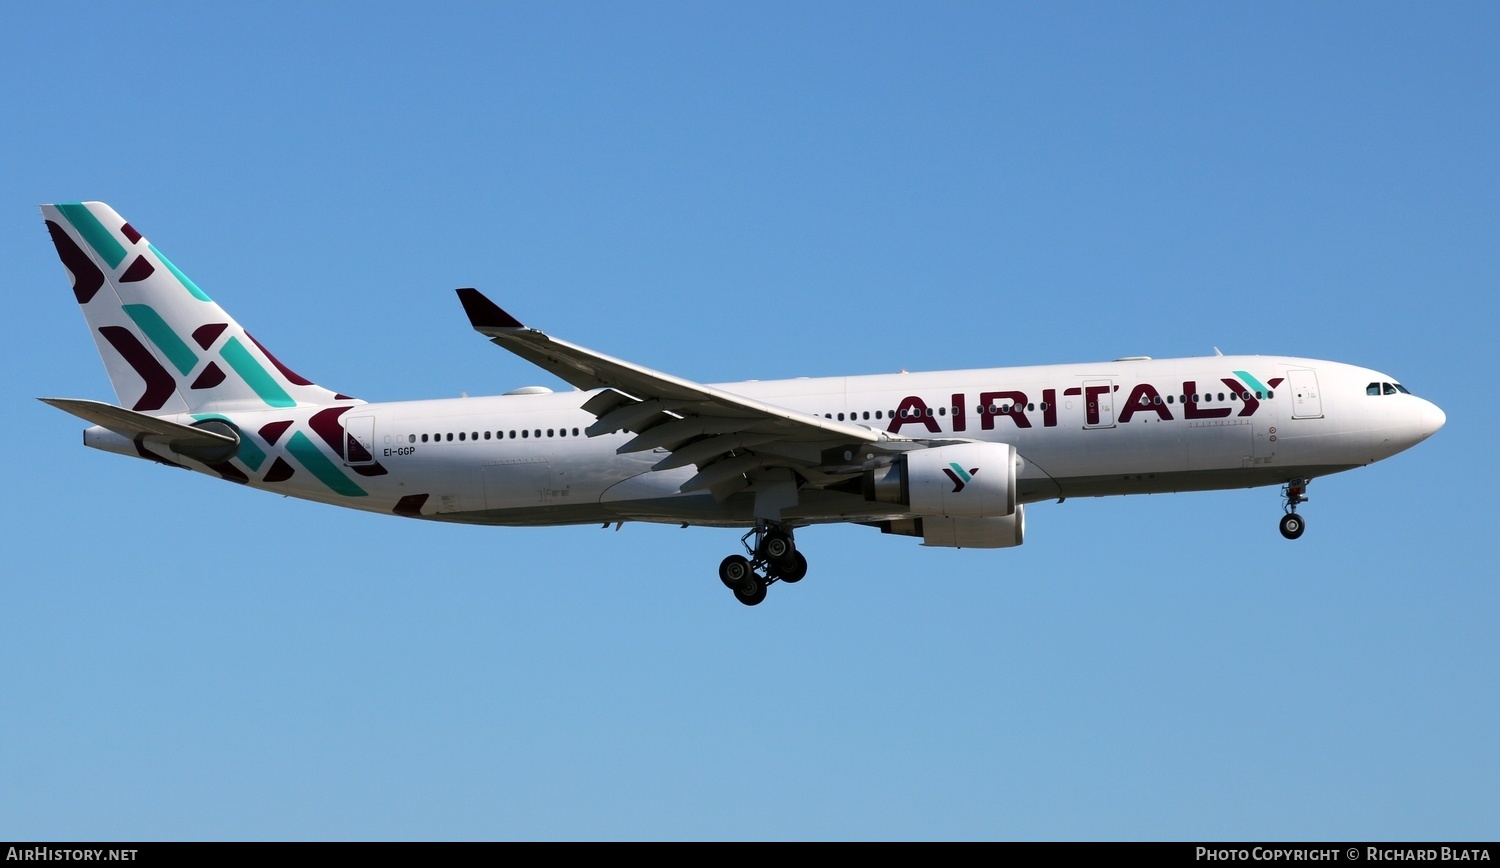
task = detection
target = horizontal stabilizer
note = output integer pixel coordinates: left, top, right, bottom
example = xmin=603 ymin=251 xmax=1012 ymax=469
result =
xmin=40 ymin=397 xmax=237 ymax=455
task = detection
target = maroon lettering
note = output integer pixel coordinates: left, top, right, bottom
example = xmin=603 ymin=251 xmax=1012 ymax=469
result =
xmin=1043 ymin=388 xmax=1058 ymax=428
xmin=979 ymin=390 xmax=1031 ymax=430
xmin=1118 ymin=383 xmax=1173 ymax=423
xmin=1183 ymin=380 xmax=1231 ymax=419
xmin=1224 ymin=378 xmax=1259 ymax=417
xmin=951 ymin=392 xmax=967 ymax=433
xmin=888 ymin=395 xmax=940 ymax=434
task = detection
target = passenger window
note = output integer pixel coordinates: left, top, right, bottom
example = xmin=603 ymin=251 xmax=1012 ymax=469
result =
xmin=535 ymin=430 xmax=541 ymax=438
xmin=459 ymin=432 xmax=466 ymax=441
xmin=548 ymin=429 xmax=554 ymax=437
xmin=421 ymin=434 xmax=428 ymax=443
xmin=521 ymin=430 xmax=528 ymax=438
xmin=573 ymin=428 xmax=580 ymax=436
xmin=446 ymin=433 xmax=453 ymax=442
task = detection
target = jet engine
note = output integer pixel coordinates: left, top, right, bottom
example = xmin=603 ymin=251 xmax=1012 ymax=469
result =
xmin=862 ymin=441 xmax=1018 ymax=518
xmin=876 ymin=509 xmax=1026 ymax=548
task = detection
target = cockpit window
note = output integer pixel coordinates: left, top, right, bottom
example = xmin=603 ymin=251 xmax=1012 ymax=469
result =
xmin=1368 ymin=381 xmax=1413 ymax=396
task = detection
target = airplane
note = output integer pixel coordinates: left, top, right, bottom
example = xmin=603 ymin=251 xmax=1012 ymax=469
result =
xmin=39 ymin=201 xmax=1446 ymax=605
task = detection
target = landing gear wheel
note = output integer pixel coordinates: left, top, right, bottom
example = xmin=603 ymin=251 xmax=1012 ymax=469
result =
xmin=1279 ymin=513 xmax=1306 ymax=540
xmin=733 ymin=576 xmax=768 ymax=606
xmin=760 ymin=529 xmax=794 ymax=563
xmin=719 ymin=555 xmax=752 ymax=589
xmin=774 ymin=551 xmax=808 ymax=584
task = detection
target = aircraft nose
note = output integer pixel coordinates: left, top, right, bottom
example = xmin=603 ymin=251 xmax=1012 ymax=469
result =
xmin=1420 ymin=400 xmax=1446 ymax=439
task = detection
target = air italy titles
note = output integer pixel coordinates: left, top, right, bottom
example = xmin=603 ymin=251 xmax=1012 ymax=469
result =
xmin=1196 ymin=850 xmax=1492 ymax=862
xmin=885 ymin=374 xmax=1282 ymax=435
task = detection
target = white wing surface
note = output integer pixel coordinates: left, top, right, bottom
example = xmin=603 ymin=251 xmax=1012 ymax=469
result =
xmin=456 ymin=288 xmax=904 ymax=499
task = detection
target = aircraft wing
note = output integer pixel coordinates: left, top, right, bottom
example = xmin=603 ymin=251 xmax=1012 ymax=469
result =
xmin=456 ymin=288 xmax=906 ymax=500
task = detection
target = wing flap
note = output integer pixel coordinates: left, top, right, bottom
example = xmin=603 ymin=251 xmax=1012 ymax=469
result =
xmin=651 ymin=433 xmax=782 ymax=471
xmin=617 ymin=415 xmax=749 ymax=453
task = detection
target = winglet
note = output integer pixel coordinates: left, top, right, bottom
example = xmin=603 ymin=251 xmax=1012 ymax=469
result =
xmin=456 ymin=288 xmax=525 ymax=330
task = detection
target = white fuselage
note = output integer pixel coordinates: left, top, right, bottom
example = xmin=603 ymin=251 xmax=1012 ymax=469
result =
xmin=88 ymin=354 xmax=1442 ymax=530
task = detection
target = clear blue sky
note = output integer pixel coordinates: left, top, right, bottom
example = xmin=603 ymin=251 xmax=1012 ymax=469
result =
xmin=2 ymin=2 xmax=1494 ymax=841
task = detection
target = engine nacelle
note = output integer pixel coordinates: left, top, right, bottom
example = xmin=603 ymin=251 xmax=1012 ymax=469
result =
xmin=864 ymin=442 xmax=1018 ymax=518
xmin=877 ymin=507 xmax=1026 ymax=549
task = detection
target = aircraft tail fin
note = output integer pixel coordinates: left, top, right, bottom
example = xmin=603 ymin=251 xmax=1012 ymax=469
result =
xmin=41 ymin=202 xmax=351 ymax=415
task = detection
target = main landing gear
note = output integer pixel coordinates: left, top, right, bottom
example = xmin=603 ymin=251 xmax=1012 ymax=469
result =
xmin=1279 ymin=478 xmax=1310 ymax=540
xmin=718 ymin=522 xmax=807 ymax=607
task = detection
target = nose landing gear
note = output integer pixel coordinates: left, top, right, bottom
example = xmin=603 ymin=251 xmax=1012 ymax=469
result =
xmin=717 ymin=522 xmax=805 ymax=606
xmin=1279 ymin=478 xmax=1309 ymax=540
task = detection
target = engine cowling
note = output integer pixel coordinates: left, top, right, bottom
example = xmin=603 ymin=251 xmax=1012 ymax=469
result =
xmin=876 ymin=508 xmax=1026 ymax=549
xmin=863 ymin=442 xmax=1018 ymax=518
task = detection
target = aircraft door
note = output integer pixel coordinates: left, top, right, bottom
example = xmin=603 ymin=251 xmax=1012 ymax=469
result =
xmin=1288 ymin=369 xmax=1323 ymax=419
xmin=1082 ymin=379 xmax=1115 ymax=428
xmin=344 ymin=415 xmax=375 ymax=465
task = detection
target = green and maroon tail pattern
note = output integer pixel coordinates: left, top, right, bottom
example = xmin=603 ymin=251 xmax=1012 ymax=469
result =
xmin=42 ymin=202 xmax=353 ymax=415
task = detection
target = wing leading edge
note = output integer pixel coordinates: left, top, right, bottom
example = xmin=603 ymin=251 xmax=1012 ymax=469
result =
xmin=455 ymin=288 xmax=905 ymax=503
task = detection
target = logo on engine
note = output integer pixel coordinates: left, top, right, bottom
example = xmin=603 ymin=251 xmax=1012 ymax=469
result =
xmin=943 ymin=462 xmax=979 ymax=493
